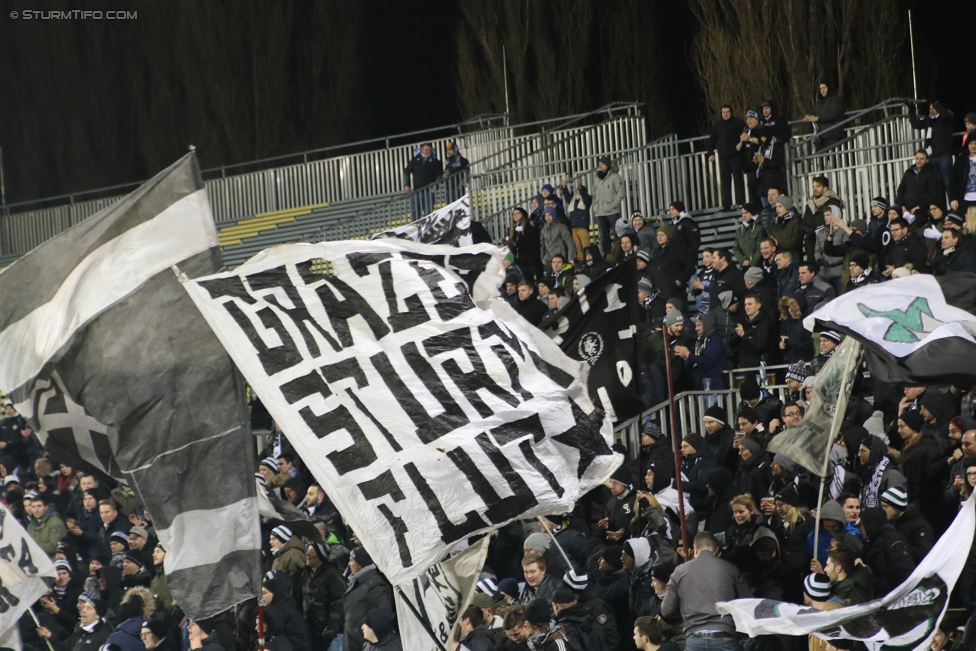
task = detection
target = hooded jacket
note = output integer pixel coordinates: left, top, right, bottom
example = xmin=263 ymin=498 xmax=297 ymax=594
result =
xmin=460 ymin=626 xmax=497 ymax=651
xmin=892 ymin=503 xmax=934 ymax=564
xmin=734 ymin=219 xmax=766 ymax=267
xmin=684 ymin=314 xmax=728 ymax=391
xmin=860 ymin=510 xmax=915 ymax=597
xmin=625 ymin=537 xmax=657 ymax=618
xmin=28 ymin=506 xmax=68 ymax=558
xmin=813 ymin=91 xmax=845 ymax=138
xmin=343 ymin=565 xmax=393 ymax=651
xmin=672 ymin=212 xmax=702 ymax=262
xmin=580 ymin=245 xmax=609 ymax=280
xmin=105 ymin=616 xmax=144 ymax=651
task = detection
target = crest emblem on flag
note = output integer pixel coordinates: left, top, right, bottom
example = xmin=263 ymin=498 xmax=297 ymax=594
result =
xmin=578 ymin=332 xmax=604 ymax=364
xmin=857 ymin=297 xmax=944 ymax=344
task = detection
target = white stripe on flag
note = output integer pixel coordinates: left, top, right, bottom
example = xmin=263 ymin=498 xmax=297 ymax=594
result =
xmin=0 ymin=189 xmax=218 ymax=390
xmin=158 ymin=497 xmax=262 ymax=573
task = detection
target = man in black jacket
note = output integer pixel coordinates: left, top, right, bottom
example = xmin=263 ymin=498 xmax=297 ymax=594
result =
xmin=552 ymin=585 xmax=602 ymax=651
xmin=703 ymin=405 xmax=736 ymax=472
xmin=300 ymin=542 xmax=345 ymax=649
xmin=708 ymin=106 xmax=747 ymax=210
xmin=879 ymin=217 xmax=928 ymax=277
xmin=343 ymin=546 xmax=394 ymax=651
xmin=895 ymin=150 xmax=946 ymax=228
xmin=403 ymin=143 xmax=443 ymax=219
xmin=909 ymin=101 xmax=955 ymax=190
xmin=458 ymin=605 xmax=498 ymax=651
xmin=879 ymin=486 xmax=933 ymax=564
xmin=731 ymin=293 xmax=777 ymax=368
xmin=859 ymin=507 xmax=916 ymax=598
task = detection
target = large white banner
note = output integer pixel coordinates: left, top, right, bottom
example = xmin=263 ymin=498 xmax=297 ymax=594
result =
xmin=0 ymin=503 xmax=58 ymax=638
xmin=395 ymin=537 xmax=490 ymax=650
xmin=717 ymin=495 xmax=976 ymax=651
xmin=182 ymin=240 xmax=618 ymax=584
xmin=369 ymin=195 xmax=474 ymax=246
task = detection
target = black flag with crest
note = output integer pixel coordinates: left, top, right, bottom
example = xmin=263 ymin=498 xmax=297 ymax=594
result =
xmin=545 ymin=258 xmax=643 ymax=422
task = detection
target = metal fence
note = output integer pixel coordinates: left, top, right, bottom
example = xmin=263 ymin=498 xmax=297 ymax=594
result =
xmin=0 ymin=98 xmax=927 ymax=258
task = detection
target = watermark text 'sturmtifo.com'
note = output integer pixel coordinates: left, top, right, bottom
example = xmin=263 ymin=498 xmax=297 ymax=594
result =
xmin=10 ymin=10 xmax=137 ymax=20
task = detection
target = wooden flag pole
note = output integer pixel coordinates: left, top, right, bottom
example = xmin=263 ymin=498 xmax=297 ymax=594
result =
xmin=662 ymin=327 xmax=692 ymax=561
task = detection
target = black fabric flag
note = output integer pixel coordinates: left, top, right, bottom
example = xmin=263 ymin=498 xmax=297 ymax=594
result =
xmin=545 ymin=258 xmax=644 ymax=422
xmin=0 ymin=153 xmax=261 ymax=620
xmin=803 ymin=273 xmax=976 ymax=384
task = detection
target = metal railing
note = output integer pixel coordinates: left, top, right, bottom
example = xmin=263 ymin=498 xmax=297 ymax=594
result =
xmin=614 ymin=374 xmax=792 ymax=456
xmin=0 ymin=98 xmax=931 ymax=259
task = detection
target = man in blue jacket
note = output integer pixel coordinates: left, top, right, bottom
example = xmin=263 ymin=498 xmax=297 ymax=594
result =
xmin=675 ymin=314 xmax=728 ymax=391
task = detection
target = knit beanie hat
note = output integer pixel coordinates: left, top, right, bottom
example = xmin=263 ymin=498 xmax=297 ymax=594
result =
xmin=638 ymin=279 xmax=654 ymax=294
xmin=785 ymin=363 xmax=809 ymax=383
xmin=704 ymin=404 xmax=727 ymax=425
xmin=804 ymin=573 xmax=832 ymax=599
xmin=642 ymin=420 xmax=664 ymax=440
xmin=563 ymin=569 xmax=588 ymax=592
xmin=143 ymin=619 xmax=167 ymax=639
xmin=524 ymin=598 xmax=552 ymax=626
xmin=775 ymin=196 xmax=794 ymax=211
xmin=651 ymin=563 xmax=675 ymax=584
xmin=670 ymin=200 xmax=686 ymax=213
xmin=850 ymin=220 xmax=868 ymax=233
xmin=364 ymin=608 xmax=397 ymax=639
xmin=497 ymin=577 xmax=520 ymax=599
xmin=350 ymin=545 xmax=373 ymax=568
xmin=850 ymin=253 xmax=870 ymax=270
xmin=270 ymin=525 xmax=293 ymax=544
xmin=636 ymin=250 xmax=651 ymax=263
xmin=899 ymin=410 xmax=925 ymax=433
xmin=259 ymin=458 xmax=278 ymax=473
xmin=79 ymin=592 xmax=107 ymax=617
xmin=737 ymin=436 xmax=761 ymax=453
xmin=683 ymin=432 xmax=706 ymax=453
xmin=110 ymin=531 xmax=130 ymax=546
xmin=870 ymin=197 xmax=889 ymax=210
xmin=773 ymin=453 xmax=800 ymax=475
xmin=880 ymin=486 xmax=909 ymax=509
xmin=743 ymin=267 xmax=765 ymax=284
xmin=664 ymin=310 xmax=684 ymax=327
xmin=819 ymin=330 xmax=842 ymax=343
xmin=739 ymin=376 xmax=761 ymax=401
xmin=657 ymin=225 xmax=675 ymax=240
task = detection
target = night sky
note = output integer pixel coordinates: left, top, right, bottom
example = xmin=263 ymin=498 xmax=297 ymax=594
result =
xmin=363 ymin=0 xmax=976 ymax=139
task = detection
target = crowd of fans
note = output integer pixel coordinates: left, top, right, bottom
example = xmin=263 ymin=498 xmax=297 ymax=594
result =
xmin=9 ymin=98 xmax=976 ymax=651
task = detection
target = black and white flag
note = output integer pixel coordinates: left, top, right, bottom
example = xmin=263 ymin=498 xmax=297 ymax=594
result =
xmin=0 ymin=153 xmax=261 ymax=620
xmin=395 ymin=537 xmax=490 ymax=651
xmin=0 ymin=502 xmax=57 ymax=639
xmin=182 ymin=239 xmax=618 ymax=584
xmin=545 ymin=258 xmax=643 ymax=422
xmin=717 ymin=495 xmax=976 ymax=651
xmin=804 ymin=273 xmax=976 ymax=384
xmin=370 ymin=195 xmax=475 ymax=246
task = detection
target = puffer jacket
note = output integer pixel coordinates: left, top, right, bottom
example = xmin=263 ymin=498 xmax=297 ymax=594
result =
xmin=271 ymin=537 xmax=306 ymax=579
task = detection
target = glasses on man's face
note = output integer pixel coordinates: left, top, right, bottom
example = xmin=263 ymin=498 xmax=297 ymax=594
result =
xmin=966 ymin=472 xmax=976 ymax=477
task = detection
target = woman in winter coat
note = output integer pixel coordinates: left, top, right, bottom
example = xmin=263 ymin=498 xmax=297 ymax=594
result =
xmin=778 ymin=297 xmax=814 ymax=363
xmin=769 ymin=488 xmax=814 ymax=579
xmin=539 ymin=207 xmax=576 ymax=267
xmin=857 ymin=436 xmax=907 ymax=509
xmin=504 ymin=207 xmax=542 ymax=282
xmin=805 ymin=82 xmax=846 ymax=149
xmin=650 ymin=226 xmax=692 ymax=292
xmin=722 ymin=494 xmax=773 ymax=568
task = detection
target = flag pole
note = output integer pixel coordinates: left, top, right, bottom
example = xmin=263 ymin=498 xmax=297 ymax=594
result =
xmin=537 ymin=516 xmax=576 ymax=571
xmin=257 ymin=603 xmax=266 ymax=651
xmin=28 ymin=607 xmax=56 ymax=651
xmin=395 ymin=585 xmax=449 ymax=651
xmin=812 ymin=340 xmax=863 ymax=561
xmin=662 ymin=327 xmax=692 ymax=561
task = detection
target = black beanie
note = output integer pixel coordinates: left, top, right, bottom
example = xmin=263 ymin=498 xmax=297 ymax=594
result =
xmin=143 ymin=619 xmax=167 ymax=639
xmin=194 ymin=617 xmax=217 ymax=636
xmin=118 ymin=596 xmax=144 ymax=622
xmin=899 ymin=410 xmax=925 ymax=433
xmin=364 ymin=607 xmax=397 ymax=639
xmin=523 ymin=598 xmax=552 ymax=626
xmin=704 ymin=404 xmax=727 ymax=425
xmin=851 ymin=253 xmax=870 ymax=271
xmin=739 ymin=377 xmax=761 ymax=401
xmin=600 ymin=544 xmax=624 ymax=571
xmin=350 ymin=546 xmax=373 ymax=568
xmin=706 ymin=468 xmax=734 ymax=494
